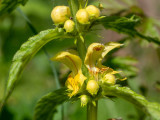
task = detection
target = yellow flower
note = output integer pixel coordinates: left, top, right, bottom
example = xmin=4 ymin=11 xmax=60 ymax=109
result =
xmin=76 ymin=9 xmax=89 ymax=24
xmin=51 ymin=42 xmax=124 ymax=97
xmin=84 ymin=42 xmax=124 ymax=86
xmin=64 ymin=20 xmax=75 ymax=33
xmin=84 ymin=42 xmax=122 ymax=74
xmin=51 ymin=6 xmax=71 ymax=24
xmin=86 ymin=5 xmax=100 ymax=20
xmin=51 ymin=50 xmax=86 ymax=97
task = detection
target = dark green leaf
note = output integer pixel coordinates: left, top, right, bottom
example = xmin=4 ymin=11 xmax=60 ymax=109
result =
xmin=100 ymin=16 xmax=160 ymax=45
xmin=0 ymin=0 xmax=28 ymax=16
xmin=102 ymin=83 xmax=160 ymax=119
xmin=1 ymin=28 xmax=69 ymax=109
xmin=34 ymin=88 xmax=76 ymax=120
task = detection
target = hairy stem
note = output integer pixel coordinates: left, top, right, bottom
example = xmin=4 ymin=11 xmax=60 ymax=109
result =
xmin=87 ymin=101 xmax=98 ymax=120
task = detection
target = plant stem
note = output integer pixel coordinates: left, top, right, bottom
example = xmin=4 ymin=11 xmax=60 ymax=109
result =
xmin=87 ymin=101 xmax=98 ymax=120
xmin=76 ymin=35 xmax=86 ymax=62
xmin=68 ymin=1 xmax=98 ymax=120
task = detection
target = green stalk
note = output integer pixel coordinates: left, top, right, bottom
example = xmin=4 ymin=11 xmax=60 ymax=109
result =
xmin=67 ymin=1 xmax=98 ymax=120
xmin=87 ymin=101 xmax=98 ymax=120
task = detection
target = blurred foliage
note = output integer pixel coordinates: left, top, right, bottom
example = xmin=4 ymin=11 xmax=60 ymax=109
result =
xmin=0 ymin=0 xmax=160 ymax=120
xmin=0 ymin=0 xmax=28 ymax=16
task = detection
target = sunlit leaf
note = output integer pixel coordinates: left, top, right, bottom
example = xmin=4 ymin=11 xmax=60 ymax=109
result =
xmin=0 ymin=0 xmax=28 ymax=15
xmin=102 ymin=83 xmax=160 ymax=119
xmin=0 ymin=28 xmax=69 ymax=109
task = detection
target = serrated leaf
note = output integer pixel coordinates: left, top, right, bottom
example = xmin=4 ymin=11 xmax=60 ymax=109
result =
xmin=34 ymin=88 xmax=71 ymax=120
xmin=0 ymin=0 xmax=28 ymax=16
xmin=100 ymin=16 xmax=160 ymax=45
xmin=1 ymin=28 xmax=69 ymax=109
xmin=100 ymin=15 xmax=141 ymax=35
xmin=102 ymin=83 xmax=160 ymax=119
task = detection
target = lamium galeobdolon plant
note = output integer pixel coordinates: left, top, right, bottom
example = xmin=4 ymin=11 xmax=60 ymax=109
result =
xmin=1 ymin=0 xmax=160 ymax=120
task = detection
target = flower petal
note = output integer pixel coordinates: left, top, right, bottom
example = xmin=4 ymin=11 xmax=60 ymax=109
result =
xmin=84 ymin=43 xmax=104 ymax=72
xmin=51 ymin=50 xmax=82 ymax=76
xmin=102 ymin=42 xmax=123 ymax=58
xmin=65 ymin=70 xmax=86 ymax=97
xmin=97 ymin=42 xmax=123 ymax=68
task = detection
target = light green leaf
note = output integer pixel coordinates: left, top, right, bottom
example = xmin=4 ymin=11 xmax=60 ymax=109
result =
xmin=111 ymin=56 xmax=138 ymax=78
xmin=1 ymin=28 xmax=69 ymax=109
xmin=0 ymin=0 xmax=28 ymax=15
xmin=34 ymin=88 xmax=77 ymax=120
xmin=100 ymin=16 xmax=160 ymax=45
xmin=102 ymin=83 xmax=160 ymax=119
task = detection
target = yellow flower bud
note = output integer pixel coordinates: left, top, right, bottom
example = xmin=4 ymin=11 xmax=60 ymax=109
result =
xmin=103 ymin=74 xmax=116 ymax=85
xmin=80 ymin=95 xmax=89 ymax=107
xmin=64 ymin=20 xmax=75 ymax=32
xmin=86 ymin=80 xmax=99 ymax=95
xmin=86 ymin=5 xmax=100 ymax=20
xmin=76 ymin=9 xmax=89 ymax=24
xmin=51 ymin=6 xmax=71 ymax=24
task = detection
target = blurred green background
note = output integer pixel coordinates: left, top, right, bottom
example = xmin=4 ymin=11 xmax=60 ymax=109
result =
xmin=0 ymin=0 xmax=160 ymax=120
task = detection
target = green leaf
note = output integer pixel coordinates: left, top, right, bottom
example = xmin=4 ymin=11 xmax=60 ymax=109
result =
xmin=102 ymin=83 xmax=160 ymax=119
xmin=139 ymin=18 xmax=160 ymax=48
xmin=1 ymin=28 xmax=69 ymax=109
xmin=100 ymin=16 xmax=160 ymax=45
xmin=0 ymin=0 xmax=28 ymax=15
xmin=111 ymin=56 xmax=138 ymax=78
xmin=34 ymin=88 xmax=76 ymax=120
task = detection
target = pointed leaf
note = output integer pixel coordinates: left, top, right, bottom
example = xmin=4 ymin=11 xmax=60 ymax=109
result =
xmin=102 ymin=83 xmax=160 ymax=119
xmin=1 ymin=28 xmax=68 ymax=108
xmin=34 ymin=88 xmax=74 ymax=120
xmin=100 ymin=16 xmax=160 ymax=45
xmin=0 ymin=0 xmax=28 ymax=15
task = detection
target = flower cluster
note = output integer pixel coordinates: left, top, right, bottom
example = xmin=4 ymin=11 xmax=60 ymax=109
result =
xmin=51 ymin=42 xmax=125 ymax=106
xmin=51 ymin=5 xmax=100 ymax=33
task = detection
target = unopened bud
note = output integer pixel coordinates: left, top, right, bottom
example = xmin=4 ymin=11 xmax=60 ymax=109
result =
xmin=86 ymin=5 xmax=100 ymax=20
xmin=76 ymin=9 xmax=89 ymax=24
xmin=80 ymin=95 xmax=89 ymax=107
xmin=103 ymin=74 xmax=116 ymax=85
xmin=51 ymin=6 xmax=71 ymax=24
xmin=64 ymin=20 xmax=75 ymax=32
xmin=86 ymin=80 xmax=99 ymax=95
